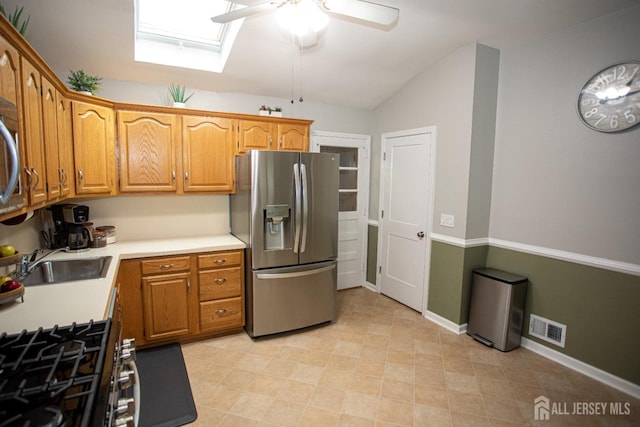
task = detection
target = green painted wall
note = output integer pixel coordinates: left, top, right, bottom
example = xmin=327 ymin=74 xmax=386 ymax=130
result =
xmin=486 ymin=246 xmax=640 ymax=385
xmin=427 ymin=241 xmax=487 ymax=324
xmin=371 ymin=232 xmax=640 ymax=385
xmin=366 ymin=224 xmax=378 ymax=285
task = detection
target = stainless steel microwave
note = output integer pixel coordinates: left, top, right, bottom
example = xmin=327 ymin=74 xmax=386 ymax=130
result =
xmin=0 ymin=96 xmax=24 ymax=215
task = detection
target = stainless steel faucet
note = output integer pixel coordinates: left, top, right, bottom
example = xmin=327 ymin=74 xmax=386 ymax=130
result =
xmin=14 ymin=247 xmax=68 ymax=280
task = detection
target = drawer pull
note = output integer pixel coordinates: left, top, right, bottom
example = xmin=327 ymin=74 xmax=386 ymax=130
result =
xmin=214 ymin=259 xmax=227 ymax=264
xmin=214 ymin=278 xmax=226 ymax=284
xmin=159 ymin=264 xmax=174 ymax=269
xmin=215 ymin=309 xmax=227 ymax=315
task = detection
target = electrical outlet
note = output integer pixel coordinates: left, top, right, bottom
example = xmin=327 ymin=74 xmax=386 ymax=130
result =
xmin=440 ymin=213 xmax=455 ymax=228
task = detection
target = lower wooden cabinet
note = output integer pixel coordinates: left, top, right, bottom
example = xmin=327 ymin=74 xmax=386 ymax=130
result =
xmin=117 ymin=249 xmax=244 ymax=348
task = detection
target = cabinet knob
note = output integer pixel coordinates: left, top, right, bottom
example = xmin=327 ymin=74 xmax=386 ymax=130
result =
xmin=159 ymin=264 xmax=174 ymax=269
xmin=214 ymin=259 xmax=226 ymax=264
xmin=214 ymin=278 xmax=226 ymax=284
xmin=215 ymin=309 xmax=227 ymax=315
xmin=78 ymin=169 xmax=84 ymax=183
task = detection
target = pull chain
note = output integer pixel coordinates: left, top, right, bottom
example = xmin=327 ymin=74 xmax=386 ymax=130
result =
xmin=290 ymin=35 xmax=304 ymax=104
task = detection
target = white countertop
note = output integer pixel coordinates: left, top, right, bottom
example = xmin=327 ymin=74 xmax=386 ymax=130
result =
xmin=0 ymin=234 xmax=245 ymax=335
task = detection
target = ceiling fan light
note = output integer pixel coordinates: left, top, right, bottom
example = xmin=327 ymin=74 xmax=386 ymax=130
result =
xmin=276 ymin=0 xmax=328 ymax=36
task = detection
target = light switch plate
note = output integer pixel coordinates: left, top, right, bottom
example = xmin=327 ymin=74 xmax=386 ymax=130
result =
xmin=440 ymin=213 xmax=455 ymax=228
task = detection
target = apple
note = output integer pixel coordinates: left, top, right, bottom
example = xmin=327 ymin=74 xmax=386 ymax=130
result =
xmin=0 ymin=279 xmax=21 ymax=293
xmin=0 ymin=276 xmax=12 ymax=285
xmin=0 ymin=244 xmax=16 ymax=257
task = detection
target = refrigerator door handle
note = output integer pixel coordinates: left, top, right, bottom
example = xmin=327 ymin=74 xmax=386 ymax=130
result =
xmin=256 ymin=264 xmax=335 ymax=279
xmin=300 ymin=162 xmax=308 ymax=253
xmin=293 ymin=162 xmax=302 ymax=253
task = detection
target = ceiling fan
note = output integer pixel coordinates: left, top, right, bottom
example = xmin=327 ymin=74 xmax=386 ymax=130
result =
xmin=211 ymin=0 xmax=400 ymax=29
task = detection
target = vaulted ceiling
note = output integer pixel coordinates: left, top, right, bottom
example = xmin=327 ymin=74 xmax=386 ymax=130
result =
xmin=7 ymin=0 xmax=640 ymax=108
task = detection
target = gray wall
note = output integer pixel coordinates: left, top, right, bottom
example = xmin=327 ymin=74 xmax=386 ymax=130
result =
xmin=371 ymin=42 xmax=479 ymax=239
xmin=491 ymin=6 xmax=640 ymax=264
xmin=84 ymin=77 xmax=373 ymax=136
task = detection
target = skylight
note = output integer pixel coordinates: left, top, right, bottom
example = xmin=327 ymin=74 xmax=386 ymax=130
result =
xmin=135 ymin=0 xmax=242 ymax=73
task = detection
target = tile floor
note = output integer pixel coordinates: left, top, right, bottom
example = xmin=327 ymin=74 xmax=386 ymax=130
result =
xmin=181 ymin=287 xmax=640 ymax=426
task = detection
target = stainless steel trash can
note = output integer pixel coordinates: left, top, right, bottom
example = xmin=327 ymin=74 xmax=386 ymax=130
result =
xmin=467 ymin=268 xmax=528 ymax=351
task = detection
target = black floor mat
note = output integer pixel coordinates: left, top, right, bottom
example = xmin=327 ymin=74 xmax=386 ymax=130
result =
xmin=136 ymin=343 xmax=197 ymax=427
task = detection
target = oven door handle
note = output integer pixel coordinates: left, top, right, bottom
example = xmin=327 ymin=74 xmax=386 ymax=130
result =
xmin=128 ymin=360 xmax=141 ymax=427
xmin=0 ymin=119 xmax=19 ymax=204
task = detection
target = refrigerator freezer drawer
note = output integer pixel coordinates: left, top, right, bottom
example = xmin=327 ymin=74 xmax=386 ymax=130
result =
xmin=246 ymin=261 xmax=337 ymax=337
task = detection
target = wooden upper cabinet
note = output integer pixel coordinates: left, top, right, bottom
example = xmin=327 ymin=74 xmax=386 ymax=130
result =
xmin=20 ymin=59 xmax=47 ymax=206
xmin=118 ymin=110 xmax=180 ymax=193
xmin=238 ymin=119 xmax=275 ymax=153
xmin=72 ymin=101 xmax=116 ymax=195
xmin=0 ymin=34 xmax=27 ymax=212
xmin=238 ymin=119 xmax=310 ymax=154
xmin=55 ymin=93 xmax=74 ymax=198
xmin=0 ymin=34 xmax=20 ymax=105
xmin=278 ymin=122 xmax=309 ymax=151
xmin=182 ymin=115 xmax=235 ymax=193
xmin=41 ymin=77 xmax=61 ymax=201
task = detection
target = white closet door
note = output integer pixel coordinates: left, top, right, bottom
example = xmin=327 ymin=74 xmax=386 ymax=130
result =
xmin=312 ymin=131 xmax=370 ymax=290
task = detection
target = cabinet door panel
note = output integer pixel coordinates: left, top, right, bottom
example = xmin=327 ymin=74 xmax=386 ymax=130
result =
xmin=0 ymin=35 xmax=19 ymax=105
xmin=238 ymin=120 xmax=274 ymax=153
xmin=20 ymin=59 xmax=47 ymax=205
xmin=279 ymin=123 xmax=308 ymax=151
xmin=118 ymin=111 xmax=180 ymax=192
xmin=41 ymin=77 xmax=60 ymax=200
xmin=56 ymin=94 xmax=73 ymax=197
xmin=72 ymin=101 xmax=115 ymax=195
xmin=143 ymin=272 xmax=192 ymax=341
xmin=182 ymin=115 xmax=234 ymax=192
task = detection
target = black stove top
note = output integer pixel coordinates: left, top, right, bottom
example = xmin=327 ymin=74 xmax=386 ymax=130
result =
xmin=0 ymin=320 xmax=113 ymax=427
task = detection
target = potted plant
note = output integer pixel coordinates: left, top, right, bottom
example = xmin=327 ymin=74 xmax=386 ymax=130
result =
xmin=67 ymin=69 xmax=102 ymax=95
xmin=168 ymin=84 xmax=194 ymax=108
xmin=259 ymin=105 xmax=282 ymax=117
xmin=0 ymin=4 xmax=30 ymax=36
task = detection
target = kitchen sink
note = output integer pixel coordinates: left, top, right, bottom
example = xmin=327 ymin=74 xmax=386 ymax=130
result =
xmin=21 ymin=256 xmax=113 ymax=286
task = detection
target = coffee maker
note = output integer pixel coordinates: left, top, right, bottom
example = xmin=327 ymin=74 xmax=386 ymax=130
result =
xmin=45 ymin=204 xmax=92 ymax=251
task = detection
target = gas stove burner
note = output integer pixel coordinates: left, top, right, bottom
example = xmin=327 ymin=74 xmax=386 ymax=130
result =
xmin=1 ymin=404 xmax=65 ymax=427
xmin=40 ymin=340 xmax=86 ymax=363
xmin=0 ymin=320 xmax=116 ymax=427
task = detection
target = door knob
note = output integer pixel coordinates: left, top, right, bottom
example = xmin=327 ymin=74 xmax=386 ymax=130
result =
xmin=417 ymin=231 xmax=425 ymax=239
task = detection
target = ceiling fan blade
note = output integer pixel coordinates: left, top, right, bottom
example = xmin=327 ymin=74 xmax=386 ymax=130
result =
xmin=211 ymin=1 xmax=279 ymax=24
xmin=322 ymin=0 xmax=399 ymax=27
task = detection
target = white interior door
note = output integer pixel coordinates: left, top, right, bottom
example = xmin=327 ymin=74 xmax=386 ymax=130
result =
xmin=378 ymin=127 xmax=435 ymax=312
xmin=312 ymin=131 xmax=370 ymax=290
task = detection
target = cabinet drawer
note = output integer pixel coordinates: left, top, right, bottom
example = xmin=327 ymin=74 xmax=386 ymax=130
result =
xmin=141 ymin=256 xmax=191 ymax=275
xmin=198 ymin=251 xmax=242 ymax=269
xmin=199 ymin=267 xmax=242 ymax=301
xmin=200 ymin=297 xmax=243 ymax=331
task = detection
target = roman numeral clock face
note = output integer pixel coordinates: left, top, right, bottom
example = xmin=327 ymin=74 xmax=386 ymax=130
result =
xmin=577 ymin=61 xmax=640 ymax=133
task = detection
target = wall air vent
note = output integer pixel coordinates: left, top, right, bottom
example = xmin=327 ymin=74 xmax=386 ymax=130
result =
xmin=529 ymin=314 xmax=566 ymax=348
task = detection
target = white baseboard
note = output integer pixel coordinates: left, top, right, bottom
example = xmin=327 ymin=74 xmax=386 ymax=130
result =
xmin=424 ymin=310 xmax=467 ymax=334
xmin=520 ymin=337 xmax=640 ymax=399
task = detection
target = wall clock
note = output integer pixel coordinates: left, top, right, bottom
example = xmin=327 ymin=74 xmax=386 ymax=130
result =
xmin=577 ymin=61 xmax=640 ymax=133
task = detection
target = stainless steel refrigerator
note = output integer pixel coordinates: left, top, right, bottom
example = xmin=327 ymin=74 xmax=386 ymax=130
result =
xmin=230 ymin=150 xmax=339 ymax=338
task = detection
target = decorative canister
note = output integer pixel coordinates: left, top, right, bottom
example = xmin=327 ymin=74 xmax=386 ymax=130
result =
xmin=95 ymin=225 xmax=117 ymax=244
xmin=90 ymin=230 xmax=107 ymax=248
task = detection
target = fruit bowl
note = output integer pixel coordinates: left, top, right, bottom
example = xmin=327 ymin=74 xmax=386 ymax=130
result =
xmin=0 ymin=251 xmax=21 ymax=266
xmin=0 ymin=282 xmax=24 ymax=305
